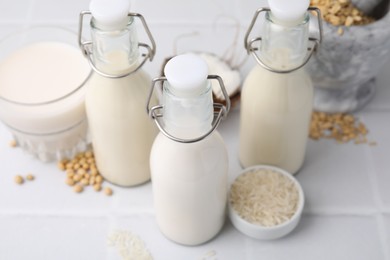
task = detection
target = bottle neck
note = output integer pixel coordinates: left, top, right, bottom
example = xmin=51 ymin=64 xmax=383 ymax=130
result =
xmin=90 ymin=17 xmax=139 ymax=75
xmin=260 ymin=11 xmax=309 ymax=71
xmin=162 ymin=82 xmax=214 ymax=140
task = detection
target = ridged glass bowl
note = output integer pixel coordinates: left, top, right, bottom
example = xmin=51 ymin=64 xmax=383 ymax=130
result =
xmin=0 ymin=26 xmax=91 ymax=162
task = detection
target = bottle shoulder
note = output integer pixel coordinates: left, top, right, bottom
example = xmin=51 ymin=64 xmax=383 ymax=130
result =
xmin=85 ymin=67 xmax=151 ymax=96
xmin=153 ymin=130 xmax=226 ymax=151
xmin=246 ymin=64 xmax=311 ymax=78
xmin=84 ymin=68 xmax=155 ymax=114
xmin=151 ymin=131 xmax=228 ymax=180
xmin=243 ymin=65 xmax=312 ymax=90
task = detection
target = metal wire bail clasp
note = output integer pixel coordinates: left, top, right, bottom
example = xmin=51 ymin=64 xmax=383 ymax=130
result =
xmin=244 ymin=7 xmax=323 ymax=74
xmin=146 ymin=75 xmax=231 ymax=144
xmin=78 ymin=11 xmax=156 ymax=79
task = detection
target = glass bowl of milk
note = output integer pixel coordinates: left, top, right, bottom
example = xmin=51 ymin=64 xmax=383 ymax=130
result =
xmin=0 ymin=26 xmax=92 ymax=162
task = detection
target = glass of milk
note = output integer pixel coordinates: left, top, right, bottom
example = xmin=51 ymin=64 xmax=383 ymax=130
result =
xmin=0 ymin=26 xmax=92 ymax=162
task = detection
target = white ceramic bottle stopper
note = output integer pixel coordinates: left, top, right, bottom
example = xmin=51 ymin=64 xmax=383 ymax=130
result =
xmin=164 ymin=53 xmax=209 ymax=97
xmin=89 ymin=0 xmax=130 ymax=30
xmin=268 ymin=0 xmax=310 ymax=24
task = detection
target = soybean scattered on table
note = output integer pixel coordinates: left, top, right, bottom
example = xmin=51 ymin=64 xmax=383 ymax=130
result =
xmin=57 ymin=150 xmax=114 ymax=196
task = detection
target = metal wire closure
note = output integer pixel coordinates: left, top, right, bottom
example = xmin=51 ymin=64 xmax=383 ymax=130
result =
xmin=146 ymin=75 xmax=231 ymax=144
xmin=78 ymin=11 xmax=156 ymax=79
xmin=244 ymin=7 xmax=323 ymax=74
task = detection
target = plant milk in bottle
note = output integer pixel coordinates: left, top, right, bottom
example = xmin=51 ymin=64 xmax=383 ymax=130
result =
xmin=149 ymin=54 xmax=229 ymax=245
xmin=81 ymin=0 xmax=157 ymax=186
xmin=240 ymin=0 xmax=316 ymax=174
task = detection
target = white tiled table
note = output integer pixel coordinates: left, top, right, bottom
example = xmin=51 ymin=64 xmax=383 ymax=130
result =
xmin=1 ymin=1 xmax=390 ymax=259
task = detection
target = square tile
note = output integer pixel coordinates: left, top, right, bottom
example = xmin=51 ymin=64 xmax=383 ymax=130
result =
xmin=297 ymin=138 xmax=375 ymax=211
xmin=132 ymin=0 xmax=239 ymax=23
xmin=111 ymin=214 xmax=247 ymax=259
xmin=0 ymin=122 xmax=127 ymax=213
xmin=30 ymin=0 xmax=89 ymax=22
xmin=247 ymin=214 xmax=384 ymax=260
xmin=0 ymin=216 xmax=108 ymax=260
xmin=114 ymin=183 xmax=154 ymax=211
xmin=0 ymin=0 xmax=32 ymax=23
xmin=0 ymin=122 xmax=153 ymax=214
xmin=359 ymin=112 xmax=390 ymax=209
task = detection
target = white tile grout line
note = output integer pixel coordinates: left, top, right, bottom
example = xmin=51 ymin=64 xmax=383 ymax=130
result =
xmin=363 ymin=138 xmax=390 ymax=260
xmin=2 ymin=207 xmax=390 ymax=218
xmin=105 ymin=181 xmax=123 ymax=260
xmin=303 ymin=207 xmax=380 ymax=216
xmin=0 ymin=19 xmax=244 ymax=27
xmin=23 ymin=0 xmax=35 ymax=29
xmin=0 ymin=208 xmax=155 ymax=217
xmin=106 ymin=214 xmax=117 ymax=260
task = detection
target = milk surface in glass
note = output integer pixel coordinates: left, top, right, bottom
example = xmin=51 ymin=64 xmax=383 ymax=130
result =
xmin=0 ymin=40 xmax=90 ymax=161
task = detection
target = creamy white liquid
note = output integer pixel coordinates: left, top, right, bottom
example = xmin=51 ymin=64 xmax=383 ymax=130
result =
xmin=239 ymin=61 xmax=313 ymax=174
xmin=0 ymin=42 xmax=90 ymax=134
xmin=85 ymin=51 xmax=157 ymax=186
xmin=150 ymin=131 xmax=228 ymax=245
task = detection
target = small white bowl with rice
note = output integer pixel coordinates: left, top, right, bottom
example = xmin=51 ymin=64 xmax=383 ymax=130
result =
xmin=228 ymin=165 xmax=305 ymax=240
